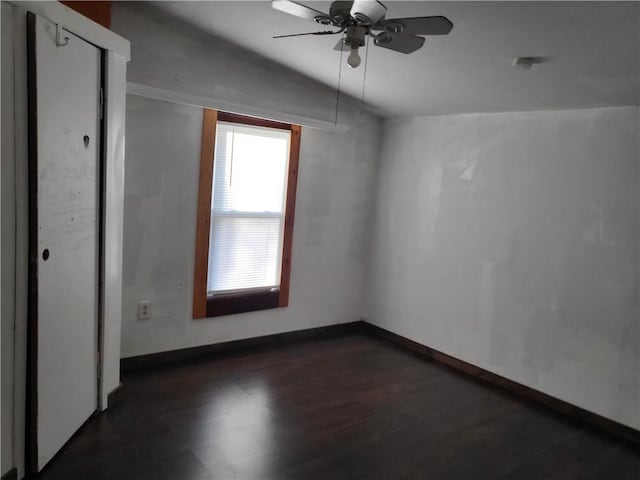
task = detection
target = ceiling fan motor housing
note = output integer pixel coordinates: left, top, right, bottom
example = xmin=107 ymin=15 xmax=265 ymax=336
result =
xmin=327 ymin=1 xmax=354 ymax=26
xmin=350 ymin=0 xmax=388 ymax=26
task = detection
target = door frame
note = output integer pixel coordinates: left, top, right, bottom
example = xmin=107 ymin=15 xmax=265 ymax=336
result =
xmin=25 ymin=13 xmax=107 ymax=472
xmin=3 ymin=2 xmax=130 ymax=477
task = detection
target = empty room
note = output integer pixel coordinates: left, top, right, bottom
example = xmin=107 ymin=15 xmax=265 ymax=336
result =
xmin=1 ymin=1 xmax=639 ymax=479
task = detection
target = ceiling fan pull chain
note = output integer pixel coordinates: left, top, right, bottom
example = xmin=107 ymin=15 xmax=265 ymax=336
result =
xmin=360 ymin=35 xmax=370 ymax=115
xmin=335 ymin=32 xmax=345 ymax=126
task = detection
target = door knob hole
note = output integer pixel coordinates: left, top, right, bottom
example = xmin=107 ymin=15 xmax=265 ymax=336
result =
xmin=42 ymin=249 xmax=50 ymax=261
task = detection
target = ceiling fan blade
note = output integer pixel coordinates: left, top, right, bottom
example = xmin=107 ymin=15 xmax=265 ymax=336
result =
xmin=382 ymin=16 xmax=453 ymax=35
xmin=272 ymin=0 xmax=330 ymax=22
xmin=374 ymin=33 xmax=425 ymax=54
xmin=334 ymin=38 xmax=350 ymax=51
xmin=274 ymin=30 xmax=342 ymax=39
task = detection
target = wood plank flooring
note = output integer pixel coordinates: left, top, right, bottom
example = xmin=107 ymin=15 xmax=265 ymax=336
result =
xmin=35 ymin=334 xmax=640 ymax=479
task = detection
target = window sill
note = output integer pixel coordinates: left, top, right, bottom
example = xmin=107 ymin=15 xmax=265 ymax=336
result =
xmin=205 ymin=289 xmax=281 ymax=318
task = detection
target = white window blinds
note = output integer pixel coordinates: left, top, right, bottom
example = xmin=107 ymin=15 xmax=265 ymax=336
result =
xmin=207 ymin=122 xmax=290 ymax=294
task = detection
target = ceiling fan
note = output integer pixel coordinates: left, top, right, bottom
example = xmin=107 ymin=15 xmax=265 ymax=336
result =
xmin=272 ymin=0 xmax=453 ymax=68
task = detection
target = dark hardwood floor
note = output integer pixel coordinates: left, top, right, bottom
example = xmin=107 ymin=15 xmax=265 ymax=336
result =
xmin=35 ymin=334 xmax=639 ymax=479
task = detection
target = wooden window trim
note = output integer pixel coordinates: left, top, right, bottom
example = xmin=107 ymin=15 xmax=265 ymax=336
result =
xmin=192 ymin=109 xmax=301 ymax=319
xmin=217 ymin=111 xmax=292 ymax=131
xmin=192 ymin=109 xmax=217 ymax=319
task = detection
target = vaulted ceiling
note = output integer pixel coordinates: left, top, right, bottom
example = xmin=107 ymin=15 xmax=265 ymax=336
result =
xmin=148 ymin=1 xmax=639 ymax=118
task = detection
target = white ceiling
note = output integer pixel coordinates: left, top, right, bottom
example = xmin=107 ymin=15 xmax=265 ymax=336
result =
xmin=149 ymin=1 xmax=639 ymax=118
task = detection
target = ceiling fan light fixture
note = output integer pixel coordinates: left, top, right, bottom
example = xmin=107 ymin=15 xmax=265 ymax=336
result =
xmin=347 ymin=47 xmax=361 ymax=68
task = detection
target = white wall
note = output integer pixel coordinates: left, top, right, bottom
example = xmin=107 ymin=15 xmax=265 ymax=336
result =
xmin=112 ymin=4 xmax=381 ymax=358
xmin=365 ymin=106 xmax=640 ymax=429
xmin=112 ymin=2 xmax=361 ymax=126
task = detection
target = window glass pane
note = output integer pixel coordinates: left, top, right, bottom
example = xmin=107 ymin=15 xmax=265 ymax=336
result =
xmin=208 ymin=216 xmax=283 ymax=293
xmin=207 ymin=121 xmax=290 ymax=294
xmin=212 ymin=123 xmax=289 ymax=213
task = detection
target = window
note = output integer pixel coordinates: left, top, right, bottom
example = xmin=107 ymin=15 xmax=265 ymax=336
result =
xmin=193 ymin=110 xmax=301 ymax=318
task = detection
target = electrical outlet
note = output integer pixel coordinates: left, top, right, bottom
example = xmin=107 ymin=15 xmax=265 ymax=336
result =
xmin=137 ymin=301 xmax=151 ymax=320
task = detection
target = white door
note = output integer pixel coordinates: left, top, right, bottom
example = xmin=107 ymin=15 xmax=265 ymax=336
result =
xmin=30 ymin=14 xmax=101 ymax=471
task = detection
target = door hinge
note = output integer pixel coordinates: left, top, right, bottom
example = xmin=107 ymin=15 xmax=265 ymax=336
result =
xmin=99 ymin=87 xmax=104 ymax=120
